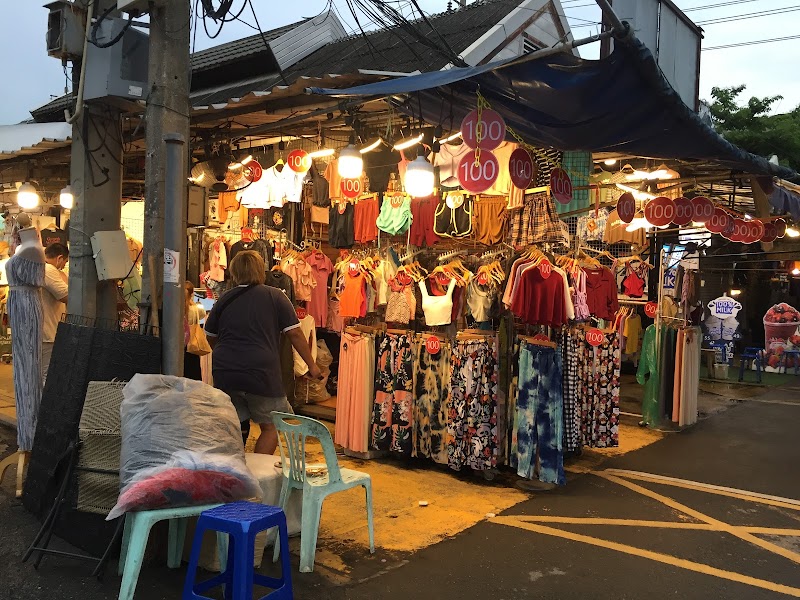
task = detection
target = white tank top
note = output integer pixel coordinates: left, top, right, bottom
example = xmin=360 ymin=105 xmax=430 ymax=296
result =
xmin=419 ymin=278 xmax=456 ymax=326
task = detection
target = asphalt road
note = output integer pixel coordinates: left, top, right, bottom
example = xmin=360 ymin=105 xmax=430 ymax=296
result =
xmin=1 ymin=393 xmax=799 ymax=600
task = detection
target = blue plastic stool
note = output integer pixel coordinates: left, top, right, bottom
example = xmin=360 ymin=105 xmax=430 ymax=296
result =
xmin=738 ymin=347 xmax=763 ymax=383
xmin=782 ymin=349 xmax=800 ymax=375
xmin=183 ymin=502 xmax=292 ymax=600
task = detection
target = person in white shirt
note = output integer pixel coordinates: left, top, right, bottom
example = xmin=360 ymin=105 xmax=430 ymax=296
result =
xmin=42 ymin=243 xmax=69 ymax=383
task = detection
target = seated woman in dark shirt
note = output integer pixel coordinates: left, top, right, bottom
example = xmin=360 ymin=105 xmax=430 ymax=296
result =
xmin=205 ymin=251 xmax=321 ymax=454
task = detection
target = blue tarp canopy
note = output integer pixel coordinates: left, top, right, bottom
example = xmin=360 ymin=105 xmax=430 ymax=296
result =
xmin=309 ymin=35 xmax=797 ymax=181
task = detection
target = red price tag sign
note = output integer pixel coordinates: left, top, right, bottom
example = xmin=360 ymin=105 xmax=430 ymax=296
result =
xmin=337 ymin=201 xmax=347 ymax=215
xmin=348 ymin=260 xmax=360 ymax=277
xmin=672 ymin=197 xmax=693 ymax=226
xmin=458 ymin=150 xmax=499 ymax=193
xmin=761 ymin=220 xmax=778 ymax=243
xmin=340 ymin=178 xmax=362 ymax=199
xmin=644 ymin=302 xmax=658 ymax=319
xmin=425 ymin=336 xmax=441 ymax=355
xmin=616 ymin=192 xmax=636 ymax=224
xmin=532 ymin=333 xmax=551 ymax=344
xmin=436 ymin=271 xmax=451 ymax=286
xmin=389 ymin=194 xmax=404 ymax=209
xmin=550 ymin=168 xmax=573 ymax=205
xmin=477 ymin=272 xmax=489 ymax=286
xmin=775 ymin=218 xmax=787 ymax=238
xmin=644 ymin=196 xmax=675 ymax=227
xmin=690 ymin=196 xmax=714 ymax=224
xmin=706 ymin=207 xmax=731 ymax=234
xmin=538 ymin=259 xmax=552 ymax=279
xmin=748 ymin=219 xmax=765 ymax=244
xmin=509 ymin=148 xmax=534 ymax=190
xmin=244 ymin=160 xmax=263 ymax=183
xmin=730 ymin=218 xmax=747 ymax=242
xmin=287 ymin=149 xmax=311 ymax=173
xmin=461 ymin=109 xmax=506 ymax=150
xmin=586 ymin=328 xmax=605 ymax=347
xmin=296 ymin=307 xmax=307 ymax=320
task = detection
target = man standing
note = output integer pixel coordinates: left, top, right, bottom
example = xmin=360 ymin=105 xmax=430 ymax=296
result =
xmin=42 ymin=243 xmax=68 ymax=383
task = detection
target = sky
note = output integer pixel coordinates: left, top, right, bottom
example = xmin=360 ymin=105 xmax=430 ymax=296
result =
xmin=1 ymin=0 xmax=799 ymax=124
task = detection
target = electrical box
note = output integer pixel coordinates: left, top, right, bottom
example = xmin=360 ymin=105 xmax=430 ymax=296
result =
xmin=83 ymin=17 xmax=149 ymax=103
xmin=188 ymin=184 xmax=206 ymax=227
xmin=45 ymin=1 xmax=87 ymax=60
xmin=91 ymin=230 xmax=134 ymax=281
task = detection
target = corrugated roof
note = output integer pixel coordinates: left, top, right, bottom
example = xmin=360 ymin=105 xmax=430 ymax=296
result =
xmin=189 ymin=0 xmax=523 ymax=108
xmin=190 ymin=19 xmax=306 ymax=72
xmin=0 ymin=122 xmax=72 ymax=161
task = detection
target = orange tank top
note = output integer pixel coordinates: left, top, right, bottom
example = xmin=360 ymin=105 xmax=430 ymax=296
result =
xmin=339 ymin=272 xmax=366 ymax=318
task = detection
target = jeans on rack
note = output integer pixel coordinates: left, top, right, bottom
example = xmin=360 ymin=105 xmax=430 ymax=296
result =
xmin=514 ymin=342 xmax=565 ymax=485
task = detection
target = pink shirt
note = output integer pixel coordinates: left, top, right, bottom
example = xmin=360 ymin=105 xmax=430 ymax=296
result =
xmin=307 ymin=251 xmax=334 ymax=328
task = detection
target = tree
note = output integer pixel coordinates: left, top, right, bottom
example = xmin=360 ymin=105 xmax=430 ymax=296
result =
xmin=707 ymin=85 xmax=800 ymax=172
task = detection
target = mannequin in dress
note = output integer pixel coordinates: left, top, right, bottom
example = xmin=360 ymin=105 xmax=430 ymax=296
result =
xmin=0 ymin=213 xmax=45 ymax=496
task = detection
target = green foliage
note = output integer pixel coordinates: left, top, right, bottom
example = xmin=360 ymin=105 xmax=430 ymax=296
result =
xmin=707 ymin=85 xmax=800 ymax=172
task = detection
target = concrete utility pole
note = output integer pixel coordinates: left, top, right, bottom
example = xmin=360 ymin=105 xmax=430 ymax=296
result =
xmin=67 ymin=0 xmax=123 ymax=322
xmin=140 ymin=1 xmax=191 ymax=373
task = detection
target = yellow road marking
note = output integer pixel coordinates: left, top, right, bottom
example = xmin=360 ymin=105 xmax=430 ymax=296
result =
xmin=599 ymin=473 xmax=800 ymax=566
xmin=511 ymin=516 xmax=800 ymax=536
xmin=603 ymin=469 xmax=800 ymax=510
xmin=490 ymin=516 xmax=800 ymax=598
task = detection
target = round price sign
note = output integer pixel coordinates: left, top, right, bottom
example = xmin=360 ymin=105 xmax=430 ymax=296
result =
xmin=550 ymin=168 xmax=573 ymax=205
xmin=296 ymin=307 xmax=307 ymax=320
xmin=458 ymin=150 xmax=499 ymax=193
xmin=461 ymin=108 xmax=506 ymax=150
xmin=244 ymin=160 xmax=263 ymax=183
xmin=348 ymin=260 xmax=360 ymax=277
xmin=287 ymin=149 xmax=311 ymax=173
xmin=340 ymin=177 xmax=362 ymax=199
xmin=477 ymin=272 xmax=489 ymax=286
xmin=775 ymin=218 xmax=787 ymax=238
xmin=644 ymin=302 xmax=658 ymax=319
xmin=425 ymin=336 xmax=441 ymax=355
xmin=721 ymin=214 xmax=735 ymax=239
xmin=690 ymin=196 xmax=714 ymax=224
xmin=730 ymin=218 xmax=748 ymax=242
xmin=337 ymin=201 xmax=347 ymax=215
xmin=616 ymin=192 xmax=636 ymax=224
xmin=586 ymin=328 xmax=605 ymax=347
xmin=389 ymin=194 xmax=404 ymax=209
xmin=395 ymin=271 xmax=412 ymax=286
xmin=509 ymin=148 xmax=534 ymax=190
xmin=706 ymin=207 xmax=731 ymax=234
xmin=672 ymin=197 xmax=693 ymax=226
xmin=748 ymin=219 xmax=765 ymax=243
xmin=644 ymin=196 xmax=675 ymax=227
xmin=538 ymin=260 xmax=552 ymax=279
xmin=761 ymin=220 xmax=778 ymax=243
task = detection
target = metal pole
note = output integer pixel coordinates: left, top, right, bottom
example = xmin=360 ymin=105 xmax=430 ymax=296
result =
xmin=163 ymin=133 xmax=186 ymax=377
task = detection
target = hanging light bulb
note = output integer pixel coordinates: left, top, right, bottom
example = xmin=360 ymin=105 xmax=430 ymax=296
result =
xmin=439 ymin=131 xmax=462 ymax=144
xmin=404 ymin=155 xmax=435 ymax=198
xmin=625 ymin=212 xmax=652 ymax=232
xmin=786 ymin=227 xmax=800 ymax=238
xmin=17 ymin=182 xmax=40 ymax=209
xmin=603 ymin=158 xmax=617 ymax=166
xmin=337 ymin=144 xmax=363 ymax=179
xmin=309 ymin=148 xmax=335 ymax=158
xmin=59 ymin=185 xmax=74 ymax=209
xmin=359 ymin=138 xmax=383 ymax=154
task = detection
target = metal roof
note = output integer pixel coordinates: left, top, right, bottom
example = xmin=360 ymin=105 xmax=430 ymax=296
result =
xmin=0 ymin=122 xmax=72 ymax=161
xmin=190 ymin=19 xmax=306 ymax=72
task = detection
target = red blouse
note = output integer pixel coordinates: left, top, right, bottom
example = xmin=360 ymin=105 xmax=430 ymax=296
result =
xmin=583 ymin=267 xmax=619 ymax=320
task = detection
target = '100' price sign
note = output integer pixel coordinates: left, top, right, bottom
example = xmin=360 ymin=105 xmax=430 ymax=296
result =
xmin=458 ymin=150 xmax=499 ymax=193
xmin=550 ymin=168 xmax=573 ymax=204
xmin=461 ymin=109 xmax=506 ymax=150
xmin=585 ymin=328 xmax=605 ymax=347
xmin=509 ymin=148 xmax=534 ymax=190
xmin=287 ymin=149 xmax=311 ymax=173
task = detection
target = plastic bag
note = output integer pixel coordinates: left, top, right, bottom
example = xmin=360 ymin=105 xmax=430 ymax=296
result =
xmin=107 ymin=374 xmax=261 ymax=520
xmin=294 ymin=340 xmax=333 ymax=405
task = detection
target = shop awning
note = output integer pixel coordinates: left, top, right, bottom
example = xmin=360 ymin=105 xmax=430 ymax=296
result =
xmin=0 ymin=122 xmax=72 ymax=161
xmin=308 ymin=35 xmax=798 ymax=182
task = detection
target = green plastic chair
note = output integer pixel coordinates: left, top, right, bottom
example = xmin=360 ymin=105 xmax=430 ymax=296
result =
xmin=270 ymin=412 xmax=375 ymax=573
xmin=118 ymin=504 xmax=228 ymax=600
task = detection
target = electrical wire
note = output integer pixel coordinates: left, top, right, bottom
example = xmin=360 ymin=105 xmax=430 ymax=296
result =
xmin=90 ymin=3 xmax=134 ymax=48
xmin=703 ymin=33 xmax=800 ymax=50
xmin=697 ymin=4 xmax=800 ymax=24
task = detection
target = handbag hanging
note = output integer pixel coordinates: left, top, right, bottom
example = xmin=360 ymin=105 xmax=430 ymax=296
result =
xmin=187 ymin=323 xmax=212 ymax=356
